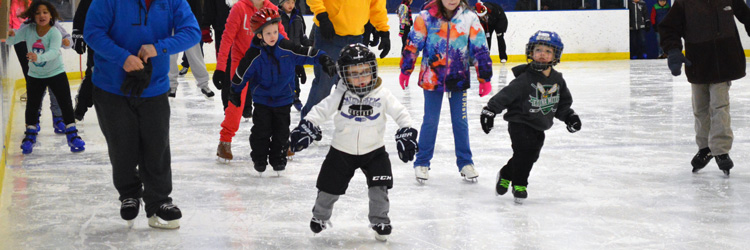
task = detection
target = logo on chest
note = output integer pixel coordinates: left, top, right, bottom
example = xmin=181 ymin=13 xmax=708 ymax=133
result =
xmin=528 ymin=82 xmax=560 ymax=115
xmin=340 ymin=97 xmax=382 ymax=122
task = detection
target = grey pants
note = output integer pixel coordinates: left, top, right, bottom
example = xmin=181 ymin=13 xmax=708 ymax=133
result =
xmin=169 ymin=43 xmax=209 ymax=89
xmin=692 ymin=82 xmax=733 ymax=155
xmin=312 ymin=186 xmax=390 ymax=225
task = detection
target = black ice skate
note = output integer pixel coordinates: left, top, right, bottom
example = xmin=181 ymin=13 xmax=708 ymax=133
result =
xmin=254 ymin=162 xmax=267 ymax=176
xmin=715 ymin=154 xmax=733 ymax=177
xmin=371 ymin=223 xmax=392 ymax=242
xmin=310 ymin=217 xmax=331 ymax=234
xmin=120 ymin=198 xmax=141 ymax=228
xmin=512 ymin=185 xmax=527 ymax=204
xmin=691 ymin=148 xmax=713 ymax=173
xmin=147 ymin=202 xmax=182 ymax=229
xmin=495 ymin=172 xmax=510 ymax=196
xmin=272 ymin=164 xmax=286 ymax=176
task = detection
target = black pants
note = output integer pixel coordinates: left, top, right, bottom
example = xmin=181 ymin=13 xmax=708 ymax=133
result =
xmin=250 ymin=103 xmax=291 ymax=166
xmin=401 ymin=25 xmax=411 ymax=52
xmin=93 ymin=87 xmax=173 ymax=214
xmin=75 ymin=47 xmax=95 ymax=116
xmin=25 ymin=73 xmax=75 ymax=126
xmin=317 ymin=147 xmax=393 ymax=195
xmin=630 ymin=29 xmax=646 ymax=59
xmin=499 ymin=122 xmax=545 ymax=187
xmin=486 ymin=33 xmax=508 ymax=60
xmin=13 ymin=42 xmax=30 ymax=78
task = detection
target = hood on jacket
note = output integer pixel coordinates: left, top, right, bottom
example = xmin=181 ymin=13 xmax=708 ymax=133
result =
xmin=226 ymin=0 xmax=239 ymax=7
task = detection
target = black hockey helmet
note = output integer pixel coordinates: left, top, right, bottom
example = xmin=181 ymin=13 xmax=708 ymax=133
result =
xmin=337 ymin=43 xmax=378 ymax=97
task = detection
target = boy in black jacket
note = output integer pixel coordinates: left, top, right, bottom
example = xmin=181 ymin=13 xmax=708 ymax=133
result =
xmin=278 ymin=0 xmax=311 ymax=111
xmin=480 ymin=31 xmax=581 ymax=204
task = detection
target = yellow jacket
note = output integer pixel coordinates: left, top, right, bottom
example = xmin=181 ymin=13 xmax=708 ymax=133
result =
xmin=308 ymin=0 xmax=390 ymax=36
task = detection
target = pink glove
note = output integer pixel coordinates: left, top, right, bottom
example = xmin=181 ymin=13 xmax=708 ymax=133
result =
xmin=399 ymin=73 xmax=410 ymax=90
xmin=479 ymin=82 xmax=492 ymax=97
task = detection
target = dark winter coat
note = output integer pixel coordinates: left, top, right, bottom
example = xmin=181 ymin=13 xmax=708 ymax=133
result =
xmin=479 ymin=2 xmax=508 ymax=34
xmin=187 ymin=0 xmax=203 ymax=22
xmin=279 ymin=7 xmax=312 ymax=46
xmin=650 ymin=2 xmax=670 ymax=31
xmin=203 ymin=0 xmax=231 ymax=32
xmin=515 ymin=0 xmax=537 ymax=10
xmin=628 ymin=1 xmax=650 ymax=30
xmin=486 ymin=64 xmax=575 ymax=132
xmin=72 ymin=0 xmax=92 ymax=33
xmin=659 ymin=0 xmax=750 ymax=84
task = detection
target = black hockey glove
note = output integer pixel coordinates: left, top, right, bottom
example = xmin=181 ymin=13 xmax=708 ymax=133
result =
xmin=316 ymin=12 xmax=336 ymax=40
xmin=565 ymin=113 xmax=582 ymax=133
xmin=72 ymin=29 xmax=86 ymax=55
xmin=667 ymin=49 xmax=692 ymax=76
xmin=212 ymin=70 xmax=224 ymax=90
xmin=229 ymin=84 xmax=242 ymax=107
xmin=121 ymin=60 xmax=153 ymax=97
xmin=377 ymin=31 xmax=390 ymax=59
xmin=296 ymin=65 xmax=307 ymax=84
xmin=319 ymin=55 xmax=337 ymax=77
xmin=480 ymin=106 xmax=496 ymax=134
xmin=290 ymin=120 xmax=322 ymax=152
xmin=395 ymin=127 xmax=419 ymax=163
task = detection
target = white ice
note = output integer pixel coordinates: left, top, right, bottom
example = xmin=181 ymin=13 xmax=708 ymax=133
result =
xmin=2 ymin=60 xmax=750 ymax=249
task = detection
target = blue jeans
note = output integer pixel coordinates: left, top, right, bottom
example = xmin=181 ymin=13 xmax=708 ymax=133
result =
xmin=414 ymin=90 xmax=473 ymax=170
xmin=301 ymin=25 xmax=363 ymax=119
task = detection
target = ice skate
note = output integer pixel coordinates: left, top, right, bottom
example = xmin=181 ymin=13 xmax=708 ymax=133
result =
xmin=691 ymin=148 xmax=713 ymax=173
xmin=20 ymin=125 xmax=38 ymax=155
xmin=310 ymin=217 xmax=331 ymax=234
xmin=501 ymin=59 xmax=507 ymax=63
xmin=168 ymin=88 xmax=177 ymax=98
xmin=178 ymin=66 xmax=189 ymax=76
xmin=65 ymin=126 xmax=85 ymax=153
xmin=254 ymin=162 xmax=267 ymax=176
xmin=120 ymin=198 xmax=141 ymax=228
xmin=52 ymin=117 xmax=65 ymax=134
xmin=715 ymin=154 xmax=733 ymax=177
xmin=460 ymin=164 xmax=479 ymax=182
xmin=216 ymin=141 xmax=233 ymax=163
xmin=200 ymin=87 xmax=215 ymax=98
xmin=147 ymin=202 xmax=181 ymax=229
xmin=371 ymin=223 xmax=392 ymax=242
xmin=512 ymin=185 xmax=527 ymax=204
xmin=272 ymin=164 xmax=286 ymax=176
xmin=414 ymin=166 xmax=429 ymax=184
xmin=495 ymin=172 xmax=510 ymax=196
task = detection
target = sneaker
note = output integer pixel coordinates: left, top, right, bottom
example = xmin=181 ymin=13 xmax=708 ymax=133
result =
xmin=414 ymin=166 xmax=429 ymax=184
xmin=495 ymin=173 xmax=510 ymax=196
xmin=52 ymin=117 xmax=65 ymax=134
xmin=65 ymin=126 xmax=86 ymax=153
xmin=512 ymin=185 xmax=527 ymax=204
xmin=715 ymin=154 xmax=733 ymax=176
xmin=168 ymin=88 xmax=177 ymax=98
xmin=216 ymin=141 xmax=233 ymax=163
xmin=310 ymin=217 xmax=331 ymax=234
xmin=293 ymin=102 xmax=303 ymax=112
xmin=20 ymin=125 xmax=38 ymax=155
xmin=460 ymin=164 xmax=479 ymax=182
xmin=200 ymin=87 xmax=215 ymax=98
xmin=691 ymin=148 xmax=713 ymax=173
xmin=178 ymin=66 xmax=189 ymax=76
xmin=147 ymin=202 xmax=182 ymax=229
xmin=120 ymin=198 xmax=141 ymax=228
xmin=371 ymin=223 xmax=392 ymax=242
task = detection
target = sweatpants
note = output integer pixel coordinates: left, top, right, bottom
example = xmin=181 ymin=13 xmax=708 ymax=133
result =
xmin=692 ymin=82 xmax=733 ymax=155
xmin=25 ymin=73 xmax=75 ymax=126
xmin=93 ymin=87 xmax=173 ymax=214
xmin=169 ymin=42 xmax=209 ymax=90
xmin=499 ymin=122 xmax=545 ymax=187
xmin=250 ymin=103 xmax=292 ymax=167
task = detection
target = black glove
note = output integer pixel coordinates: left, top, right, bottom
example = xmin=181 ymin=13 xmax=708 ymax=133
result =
xmin=565 ymin=113 xmax=581 ymax=133
xmin=667 ymin=49 xmax=692 ymax=76
xmin=316 ymin=12 xmax=336 ymax=40
xmin=645 ymin=22 xmax=651 ymax=32
xmin=395 ymin=127 xmax=419 ymax=163
xmin=229 ymin=84 xmax=242 ymax=107
xmin=377 ymin=31 xmax=390 ymax=59
xmin=319 ymin=55 xmax=337 ymax=77
xmin=213 ymin=70 xmax=224 ymax=90
xmin=480 ymin=106 xmax=496 ymax=134
xmin=290 ymin=120 xmax=322 ymax=152
xmin=295 ymin=65 xmax=307 ymax=84
xmin=121 ymin=60 xmax=153 ymax=97
xmin=72 ymin=29 xmax=86 ymax=55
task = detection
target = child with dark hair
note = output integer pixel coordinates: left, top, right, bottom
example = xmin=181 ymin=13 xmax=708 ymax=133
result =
xmin=6 ymin=0 xmax=85 ymax=154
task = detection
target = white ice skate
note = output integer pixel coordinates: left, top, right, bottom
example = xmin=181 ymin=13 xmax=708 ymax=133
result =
xmin=460 ymin=164 xmax=479 ymax=182
xmin=414 ymin=166 xmax=429 ymax=184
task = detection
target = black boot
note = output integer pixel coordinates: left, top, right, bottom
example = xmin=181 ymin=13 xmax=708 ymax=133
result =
xmin=715 ymin=154 xmax=733 ymax=176
xmin=691 ymin=148 xmax=713 ymax=173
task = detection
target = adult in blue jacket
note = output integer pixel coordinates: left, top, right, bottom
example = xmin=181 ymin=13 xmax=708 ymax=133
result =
xmin=83 ymin=0 xmax=200 ymax=229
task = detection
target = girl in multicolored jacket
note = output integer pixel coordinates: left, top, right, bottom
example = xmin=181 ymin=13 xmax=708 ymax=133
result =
xmin=397 ymin=0 xmax=413 ymax=52
xmin=399 ymin=0 xmax=493 ymax=184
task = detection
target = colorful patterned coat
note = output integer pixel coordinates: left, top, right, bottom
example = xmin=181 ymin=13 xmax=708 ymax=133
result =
xmin=400 ymin=1 xmax=493 ymax=92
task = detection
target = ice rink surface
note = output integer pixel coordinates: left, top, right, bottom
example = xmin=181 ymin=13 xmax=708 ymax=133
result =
xmin=2 ymin=60 xmax=750 ymax=249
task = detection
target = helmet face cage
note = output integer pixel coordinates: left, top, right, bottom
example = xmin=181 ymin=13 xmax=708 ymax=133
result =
xmin=525 ymin=31 xmax=564 ymax=71
xmin=339 ymin=60 xmax=378 ymax=97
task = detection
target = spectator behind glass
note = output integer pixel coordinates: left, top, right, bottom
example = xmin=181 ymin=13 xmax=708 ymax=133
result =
xmin=515 ymin=0 xmax=537 ymax=10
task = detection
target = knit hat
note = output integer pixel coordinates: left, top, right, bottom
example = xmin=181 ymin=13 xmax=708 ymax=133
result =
xmin=475 ymin=2 xmax=487 ymax=17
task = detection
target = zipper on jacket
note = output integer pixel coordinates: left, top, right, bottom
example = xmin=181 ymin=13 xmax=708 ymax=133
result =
xmin=711 ymin=0 xmax=722 ymax=80
xmin=445 ymin=20 xmax=451 ymax=93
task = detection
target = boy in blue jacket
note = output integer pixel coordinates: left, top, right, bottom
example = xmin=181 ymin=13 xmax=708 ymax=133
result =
xmin=230 ymin=8 xmax=336 ymax=175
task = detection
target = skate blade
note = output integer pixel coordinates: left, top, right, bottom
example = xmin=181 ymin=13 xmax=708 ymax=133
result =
xmin=216 ymin=157 xmax=232 ymax=164
xmin=514 ymin=198 xmax=525 ymax=204
xmin=723 ymin=169 xmax=731 ymax=177
xmin=274 ymin=170 xmax=284 ymax=177
xmin=70 ymin=146 xmax=85 ymax=153
xmin=375 ymin=234 xmax=389 ymax=242
xmin=127 ymin=219 xmax=135 ymax=228
xmin=416 ymin=178 xmax=427 ymax=184
xmin=148 ymin=216 xmax=180 ymax=229
xmin=463 ymin=176 xmax=478 ymax=183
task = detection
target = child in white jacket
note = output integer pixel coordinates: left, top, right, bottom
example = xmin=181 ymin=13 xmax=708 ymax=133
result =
xmin=290 ymin=44 xmax=418 ymax=242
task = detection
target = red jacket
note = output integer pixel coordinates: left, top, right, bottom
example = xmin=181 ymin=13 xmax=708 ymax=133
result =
xmin=216 ymin=0 xmax=287 ymax=74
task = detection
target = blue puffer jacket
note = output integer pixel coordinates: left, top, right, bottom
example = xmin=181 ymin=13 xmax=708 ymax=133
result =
xmin=84 ymin=0 xmax=200 ymax=97
xmin=233 ymin=39 xmax=326 ymax=107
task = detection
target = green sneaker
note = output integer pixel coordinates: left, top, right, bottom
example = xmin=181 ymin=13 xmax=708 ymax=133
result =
xmin=495 ymin=173 xmax=510 ymax=196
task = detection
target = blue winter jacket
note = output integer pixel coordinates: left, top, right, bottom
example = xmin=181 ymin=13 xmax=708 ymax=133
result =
xmin=84 ymin=0 xmax=201 ymax=97
xmin=233 ymin=39 xmax=326 ymax=107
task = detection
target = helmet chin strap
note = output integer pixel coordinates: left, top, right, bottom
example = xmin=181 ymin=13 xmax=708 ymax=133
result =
xmin=529 ymin=61 xmax=551 ymax=71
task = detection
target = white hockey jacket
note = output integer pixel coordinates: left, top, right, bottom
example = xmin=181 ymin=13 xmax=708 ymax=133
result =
xmin=305 ymin=79 xmax=414 ymax=155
